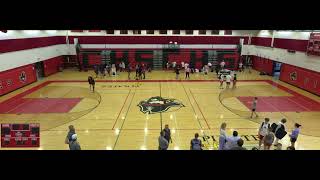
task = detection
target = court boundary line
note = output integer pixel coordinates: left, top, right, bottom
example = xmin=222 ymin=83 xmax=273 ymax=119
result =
xmin=111 ymin=89 xmax=132 ymax=130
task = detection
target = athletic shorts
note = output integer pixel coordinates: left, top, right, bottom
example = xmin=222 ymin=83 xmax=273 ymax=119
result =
xmin=259 ymin=135 xmax=264 ymax=140
xmin=252 ymin=109 xmax=256 ymax=112
xmin=227 ymin=82 xmax=230 ymax=85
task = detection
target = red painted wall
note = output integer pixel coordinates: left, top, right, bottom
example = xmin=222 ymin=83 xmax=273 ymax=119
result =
xmin=88 ymin=54 xmax=101 ymax=65
xmin=250 ymin=37 xmax=308 ymax=52
xmin=0 ymin=64 xmax=37 ymax=96
xmin=280 ymin=64 xmax=320 ymax=96
xmin=0 ymin=36 xmax=65 ymax=53
xmin=252 ymin=56 xmax=274 ymax=75
xmin=43 ymin=56 xmax=63 ymax=77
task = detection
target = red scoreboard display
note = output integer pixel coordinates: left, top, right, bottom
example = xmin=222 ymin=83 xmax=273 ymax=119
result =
xmin=1 ymin=123 xmax=40 ymax=148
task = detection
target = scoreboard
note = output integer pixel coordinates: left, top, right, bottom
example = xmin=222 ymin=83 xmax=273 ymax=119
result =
xmin=1 ymin=123 xmax=40 ymax=148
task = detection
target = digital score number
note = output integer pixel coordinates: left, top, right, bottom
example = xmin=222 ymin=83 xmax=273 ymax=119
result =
xmin=1 ymin=123 xmax=40 ymax=148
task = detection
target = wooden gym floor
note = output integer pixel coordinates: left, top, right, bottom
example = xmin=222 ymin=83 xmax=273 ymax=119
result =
xmin=1 ymin=68 xmax=320 ymax=150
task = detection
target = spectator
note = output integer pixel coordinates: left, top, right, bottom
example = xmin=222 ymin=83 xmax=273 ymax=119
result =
xmin=232 ymin=73 xmax=237 ymax=88
xmin=230 ymin=139 xmax=247 ymax=150
xmin=289 ymin=123 xmax=301 ymax=147
xmin=175 ymin=66 xmax=180 ymax=80
xmin=219 ymin=122 xmax=227 ymax=150
xmin=250 ymin=97 xmax=258 ymax=118
xmin=219 ymin=74 xmax=224 ymax=89
xmin=225 ymin=74 xmax=232 ymax=89
xmin=87 ymin=76 xmax=95 ymax=92
xmin=69 ymin=134 xmax=81 ymax=150
xmin=158 ymin=131 xmax=169 ymax=150
xmin=274 ymin=119 xmax=287 ymax=146
xmin=225 ymin=131 xmax=240 ymax=150
xmin=263 ymin=127 xmax=275 ymax=150
xmin=163 ymin=124 xmax=172 ymax=144
xmin=220 ymin=60 xmax=225 ymax=70
xmin=65 ymin=125 xmax=76 ymax=149
xmin=185 ymin=66 xmax=191 ymax=79
xmin=190 ymin=133 xmax=203 ymax=150
xmin=258 ymin=118 xmax=271 ymax=149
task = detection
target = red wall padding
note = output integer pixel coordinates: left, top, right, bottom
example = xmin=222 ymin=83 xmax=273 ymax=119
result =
xmin=88 ymin=54 xmax=101 ymax=65
xmin=0 ymin=36 xmax=66 ymax=53
xmin=280 ymin=64 xmax=320 ymax=96
xmin=43 ymin=56 xmax=63 ymax=77
xmin=0 ymin=64 xmax=37 ymax=96
xmin=251 ymin=37 xmax=272 ymax=47
xmin=252 ymin=56 xmax=274 ymax=75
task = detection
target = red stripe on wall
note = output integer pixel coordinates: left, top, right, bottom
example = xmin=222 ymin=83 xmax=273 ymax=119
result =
xmin=0 ymin=36 xmax=66 ymax=53
xmin=273 ymin=38 xmax=308 ymax=52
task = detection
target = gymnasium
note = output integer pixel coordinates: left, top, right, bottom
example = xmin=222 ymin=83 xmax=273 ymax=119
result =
xmin=0 ymin=30 xmax=319 ymax=150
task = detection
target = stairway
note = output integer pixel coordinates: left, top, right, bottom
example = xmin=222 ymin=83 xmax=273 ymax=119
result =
xmin=101 ymin=50 xmax=111 ymax=65
xmin=153 ymin=50 xmax=163 ymax=70
xmin=208 ymin=50 xmax=218 ymax=69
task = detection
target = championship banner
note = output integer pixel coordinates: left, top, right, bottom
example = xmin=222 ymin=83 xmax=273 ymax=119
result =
xmin=307 ymin=33 xmax=320 ymax=56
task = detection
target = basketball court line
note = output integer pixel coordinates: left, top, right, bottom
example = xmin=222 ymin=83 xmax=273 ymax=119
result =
xmin=188 ymin=88 xmax=211 ymax=129
xmin=111 ymin=89 xmax=131 ymax=130
xmin=112 ymin=88 xmax=137 ymax=149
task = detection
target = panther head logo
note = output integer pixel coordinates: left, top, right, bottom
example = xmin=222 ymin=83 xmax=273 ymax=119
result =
xmin=138 ymin=96 xmax=185 ymax=114
xmin=290 ymin=72 xmax=297 ymax=81
xmin=19 ymin=71 xmax=27 ymax=83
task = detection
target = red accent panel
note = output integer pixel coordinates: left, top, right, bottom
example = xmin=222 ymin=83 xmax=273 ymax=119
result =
xmin=69 ymin=36 xmax=245 ymax=44
xmin=0 ymin=98 xmax=82 ymax=114
xmin=0 ymin=65 xmax=37 ymax=96
xmin=252 ymin=56 xmax=273 ymax=75
xmin=251 ymin=37 xmax=272 ymax=47
xmin=43 ymin=56 xmax=63 ymax=77
xmin=273 ymin=38 xmax=308 ymax=52
xmin=280 ymin=64 xmax=320 ymax=96
xmin=0 ymin=36 xmax=65 ymax=53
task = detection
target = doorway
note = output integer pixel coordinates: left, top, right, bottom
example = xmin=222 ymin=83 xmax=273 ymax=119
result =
xmin=273 ymin=61 xmax=282 ymax=79
xmin=35 ymin=61 xmax=44 ymax=80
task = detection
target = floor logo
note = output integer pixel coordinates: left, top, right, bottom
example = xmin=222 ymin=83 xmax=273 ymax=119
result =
xmin=138 ymin=96 xmax=185 ymax=114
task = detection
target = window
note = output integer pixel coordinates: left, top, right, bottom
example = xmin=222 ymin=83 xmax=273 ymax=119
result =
xmin=133 ymin=30 xmax=141 ymax=34
xmin=211 ymin=30 xmax=219 ymax=35
xmin=185 ymin=30 xmax=193 ymax=35
xmin=120 ymin=30 xmax=128 ymax=34
xmin=146 ymin=30 xmax=154 ymax=34
xmin=106 ymin=30 xmax=114 ymax=34
xmin=198 ymin=30 xmax=206 ymax=35
xmin=159 ymin=30 xmax=167 ymax=34
xmin=224 ymin=30 xmax=232 ymax=35
xmin=172 ymin=30 xmax=180 ymax=34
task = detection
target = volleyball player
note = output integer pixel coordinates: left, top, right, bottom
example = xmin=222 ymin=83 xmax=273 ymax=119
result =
xmin=219 ymin=74 xmax=224 ymax=89
xmin=250 ymin=97 xmax=258 ymax=118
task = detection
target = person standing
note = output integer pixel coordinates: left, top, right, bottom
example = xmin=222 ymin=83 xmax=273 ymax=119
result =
xmin=224 ymin=131 xmax=240 ymax=150
xmin=289 ymin=123 xmax=301 ymax=148
xmin=263 ymin=127 xmax=275 ymax=150
xmin=225 ymin=74 xmax=232 ymax=89
xmin=274 ymin=118 xmax=287 ymax=146
xmin=190 ymin=133 xmax=203 ymax=150
xmin=94 ymin=65 xmax=99 ymax=78
xmin=135 ymin=64 xmax=139 ymax=79
xmin=219 ymin=122 xmax=227 ymax=150
xmin=239 ymin=62 xmax=243 ymax=72
xmin=232 ymin=73 xmax=237 ymax=88
xmin=88 ymin=76 xmax=95 ymax=92
xmin=163 ymin=124 xmax=172 ymax=145
xmin=230 ymin=139 xmax=247 ymax=150
xmin=250 ymin=97 xmax=258 ymax=118
xmin=158 ymin=131 xmax=169 ymax=150
xmin=185 ymin=66 xmax=191 ymax=79
xmin=258 ymin=118 xmax=271 ymax=149
xmin=175 ymin=66 xmax=180 ymax=80
xmin=127 ymin=63 xmax=131 ymax=80
xmin=69 ymin=134 xmax=81 ymax=150
xmin=220 ymin=60 xmax=225 ymax=70
xmin=65 ymin=125 xmax=76 ymax=149
xmin=142 ymin=64 xmax=146 ymax=79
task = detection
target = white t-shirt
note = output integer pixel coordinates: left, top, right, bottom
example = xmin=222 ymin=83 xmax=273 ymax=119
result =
xmin=220 ymin=61 xmax=225 ymax=67
xmin=181 ymin=62 xmax=185 ymax=68
xmin=226 ymin=75 xmax=231 ymax=83
xmin=259 ymin=122 xmax=270 ymax=136
xmin=220 ymin=75 xmax=224 ymax=81
xmin=239 ymin=63 xmax=243 ymax=68
xmin=208 ymin=63 xmax=212 ymax=67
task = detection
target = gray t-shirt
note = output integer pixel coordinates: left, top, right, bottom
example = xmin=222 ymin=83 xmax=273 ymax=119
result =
xmin=252 ymin=100 xmax=257 ymax=109
xmin=158 ymin=136 xmax=169 ymax=150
